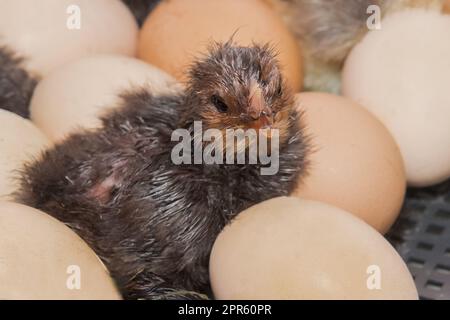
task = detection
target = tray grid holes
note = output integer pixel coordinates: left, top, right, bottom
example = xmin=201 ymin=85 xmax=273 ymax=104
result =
xmin=425 ymin=224 xmax=445 ymax=235
xmin=434 ymin=264 xmax=450 ymax=275
xmin=408 ymin=257 xmax=425 ymax=269
xmin=416 ymin=242 xmax=434 ymax=251
xmin=434 ymin=209 xmax=450 ymax=220
xmin=425 ymin=280 xmax=443 ymax=291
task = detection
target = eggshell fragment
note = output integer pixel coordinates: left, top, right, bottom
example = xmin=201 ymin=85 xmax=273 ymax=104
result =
xmin=30 ymin=55 xmax=179 ymax=142
xmin=0 ymin=201 xmax=121 ymax=299
xmin=342 ymin=10 xmax=450 ymax=187
xmin=0 ymin=0 xmax=138 ymax=76
xmin=210 ymin=197 xmax=418 ymax=300
xmin=138 ymin=0 xmax=303 ymax=91
xmin=0 ymin=110 xmax=50 ymax=200
xmin=292 ymin=93 xmax=406 ymax=234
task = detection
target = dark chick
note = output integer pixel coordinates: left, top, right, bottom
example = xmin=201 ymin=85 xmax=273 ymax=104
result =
xmin=16 ymin=42 xmax=309 ymax=300
xmin=0 ymin=46 xmax=37 ymax=118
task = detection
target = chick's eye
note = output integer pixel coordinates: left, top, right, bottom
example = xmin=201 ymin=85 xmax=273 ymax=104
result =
xmin=211 ymin=95 xmax=228 ymax=113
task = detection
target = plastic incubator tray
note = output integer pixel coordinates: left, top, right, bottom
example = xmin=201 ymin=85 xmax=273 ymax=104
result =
xmin=387 ymin=179 xmax=450 ymax=300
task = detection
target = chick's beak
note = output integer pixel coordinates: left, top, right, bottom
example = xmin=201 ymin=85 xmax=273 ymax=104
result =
xmin=248 ymin=82 xmax=273 ymax=130
xmin=249 ymin=112 xmax=273 ymax=130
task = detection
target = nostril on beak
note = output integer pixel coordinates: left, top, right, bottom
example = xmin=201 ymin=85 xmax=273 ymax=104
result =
xmin=249 ymin=111 xmax=261 ymax=121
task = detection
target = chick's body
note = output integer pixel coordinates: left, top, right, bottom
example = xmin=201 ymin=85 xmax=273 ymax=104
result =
xmin=0 ymin=46 xmax=37 ymax=118
xmin=16 ymin=43 xmax=308 ymax=299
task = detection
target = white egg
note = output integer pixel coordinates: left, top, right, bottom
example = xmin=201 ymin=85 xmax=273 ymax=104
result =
xmin=0 ymin=110 xmax=50 ymax=200
xmin=0 ymin=0 xmax=138 ymax=76
xmin=0 ymin=201 xmax=121 ymax=299
xmin=342 ymin=10 xmax=450 ymax=187
xmin=30 ymin=55 xmax=180 ymax=142
xmin=210 ymin=197 xmax=418 ymax=300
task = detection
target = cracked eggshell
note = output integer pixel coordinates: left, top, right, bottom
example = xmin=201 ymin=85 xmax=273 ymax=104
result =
xmin=292 ymin=93 xmax=406 ymax=234
xmin=0 ymin=110 xmax=51 ymax=200
xmin=0 ymin=201 xmax=121 ymax=299
xmin=30 ymin=55 xmax=179 ymax=142
xmin=210 ymin=197 xmax=418 ymax=300
xmin=342 ymin=10 xmax=450 ymax=187
xmin=0 ymin=0 xmax=138 ymax=76
xmin=138 ymin=0 xmax=303 ymax=91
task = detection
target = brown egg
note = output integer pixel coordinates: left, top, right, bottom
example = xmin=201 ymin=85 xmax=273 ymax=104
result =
xmin=30 ymin=55 xmax=180 ymax=142
xmin=444 ymin=0 xmax=450 ymax=13
xmin=0 ymin=0 xmax=138 ymax=76
xmin=0 ymin=110 xmax=51 ymax=200
xmin=292 ymin=93 xmax=406 ymax=234
xmin=0 ymin=201 xmax=121 ymax=299
xmin=138 ymin=0 xmax=303 ymax=91
xmin=210 ymin=197 xmax=418 ymax=300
